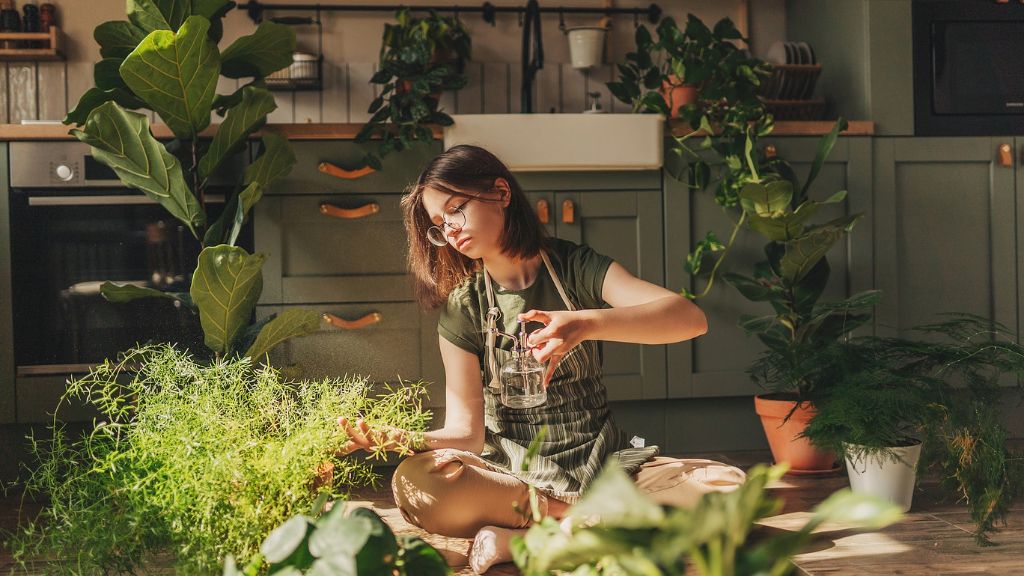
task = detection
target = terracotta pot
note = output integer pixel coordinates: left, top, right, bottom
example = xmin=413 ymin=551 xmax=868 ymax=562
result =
xmin=754 ymin=394 xmax=837 ymax=473
xmin=659 ymin=74 xmax=698 ymax=118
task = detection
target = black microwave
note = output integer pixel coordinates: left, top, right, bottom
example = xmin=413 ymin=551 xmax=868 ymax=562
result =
xmin=913 ymin=0 xmax=1024 ymax=136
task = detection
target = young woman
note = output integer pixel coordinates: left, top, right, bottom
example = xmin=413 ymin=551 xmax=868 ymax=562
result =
xmin=339 ymin=145 xmax=745 ymax=573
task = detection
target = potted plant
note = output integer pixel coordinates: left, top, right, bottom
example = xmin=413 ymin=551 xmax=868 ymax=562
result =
xmin=354 ymin=7 xmax=472 ymax=171
xmin=708 ymin=120 xmax=881 ymax=473
xmin=62 ymin=1 xmax=319 ymax=362
xmin=607 ymin=14 xmax=770 ymax=120
xmin=803 ymin=314 xmax=1024 ymax=542
xmin=8 ymin=345 xmax=432 ymax=573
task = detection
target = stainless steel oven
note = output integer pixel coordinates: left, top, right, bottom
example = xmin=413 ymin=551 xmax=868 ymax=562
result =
xmin=8 ymin=141 xmax=251 ymax=382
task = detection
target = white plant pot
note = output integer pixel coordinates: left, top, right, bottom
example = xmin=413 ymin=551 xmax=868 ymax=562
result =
xmin=567 ymin=27 xmax=606 ymax=69
xmin=844 ymin=441 xmax=922 ymax=513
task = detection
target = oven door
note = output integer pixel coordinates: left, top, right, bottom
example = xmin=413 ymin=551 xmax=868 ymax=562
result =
xmin=9 ymin=188 xmax=250 ymax=376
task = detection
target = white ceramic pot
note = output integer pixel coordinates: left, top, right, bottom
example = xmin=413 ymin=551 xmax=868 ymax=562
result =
xmin=844 ymin=441 xmax=922 ymax=513
xmin=567 ymin=27 xmax=606 ymax=69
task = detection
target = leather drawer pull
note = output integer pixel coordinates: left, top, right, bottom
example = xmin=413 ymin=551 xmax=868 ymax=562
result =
xmin=561 ymin=199 xmax=575 ymax=224
xmin=536 ymin=199 xmax=550 ymax=224
xmin=318 ymin=161 xmax=376 ymax=180
xmin=998 ymin=143 xmax=1013 ymax=167
xmin=322 ymin=311 xmax=382 ymax=330
xmin=320 ymin=202 xmax=380 ymax=219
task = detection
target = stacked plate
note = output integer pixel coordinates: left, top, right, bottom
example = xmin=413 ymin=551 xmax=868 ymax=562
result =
xmin=761 ymin=40 xmax=820 ymax=101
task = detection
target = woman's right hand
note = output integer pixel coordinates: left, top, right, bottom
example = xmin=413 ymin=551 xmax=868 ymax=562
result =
xmin=337 ymin=417 xmax=413 ymax=456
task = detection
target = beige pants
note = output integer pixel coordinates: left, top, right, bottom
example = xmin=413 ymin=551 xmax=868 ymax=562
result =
xmin=391 ymin=449 xmax=747 ymax=538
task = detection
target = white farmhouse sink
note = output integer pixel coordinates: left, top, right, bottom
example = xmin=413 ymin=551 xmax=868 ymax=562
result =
xmin=443 ymin=114 xmax=664 ymax=172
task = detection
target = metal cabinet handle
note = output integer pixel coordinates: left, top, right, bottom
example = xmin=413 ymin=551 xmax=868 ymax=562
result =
xmin=561 ymin=199 xmax=575 ymax=224
xmin=998 ymin=144 xmax=1013 ymax=167
xmin=318 ymin=161 xmax=376 ymax=180
xmin=319 ymin=202 xmax=380 ymax=219
xmin=536 ymin=199 xmax=550 ymax=224
xmin=322 ymin=311 xmax=382 ymax=330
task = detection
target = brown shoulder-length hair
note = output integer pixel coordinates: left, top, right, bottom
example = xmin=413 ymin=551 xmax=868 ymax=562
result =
xmin=401 ymin=144 xmax=547 ymax=309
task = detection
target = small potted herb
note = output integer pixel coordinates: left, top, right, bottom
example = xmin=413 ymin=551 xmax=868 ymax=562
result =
xmin=355 ymin=8 xmax=472 ymax=170
xmin=804 ymin=314 xmax=1024 ymax=542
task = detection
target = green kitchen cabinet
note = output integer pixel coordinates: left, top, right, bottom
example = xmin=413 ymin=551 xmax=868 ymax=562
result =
xmin=518 ymin=172 xmax=666 ymax=402
xmin=664 ymin=136 xmax=874 ymax=399
xmin=873 ymin=137 xmax=1018 ymax=340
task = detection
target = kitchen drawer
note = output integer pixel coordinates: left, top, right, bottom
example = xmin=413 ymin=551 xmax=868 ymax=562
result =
xmin=256 ymin=195 xmax=413 ymax=304
xmin=265 ymin=141 xmax=443 ymax=195
xmin=258 ymin=302 xmax=445 ymax=407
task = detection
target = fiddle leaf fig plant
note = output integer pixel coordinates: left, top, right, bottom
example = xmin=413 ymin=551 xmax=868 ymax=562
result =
xmin=63 ymin=1 xmax=315 ymax=359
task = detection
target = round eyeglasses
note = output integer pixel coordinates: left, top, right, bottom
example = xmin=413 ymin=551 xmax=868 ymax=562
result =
xmin=427 ymin=197 xmax=471 ymax=247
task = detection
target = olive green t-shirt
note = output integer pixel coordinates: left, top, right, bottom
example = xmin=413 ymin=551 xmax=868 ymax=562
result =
xmin=435 ymin=237 xmax=659 ymax=501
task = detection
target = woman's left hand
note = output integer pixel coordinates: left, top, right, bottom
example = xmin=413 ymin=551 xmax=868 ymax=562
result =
xmin=518 ymin=309 xmax=592 ymax=386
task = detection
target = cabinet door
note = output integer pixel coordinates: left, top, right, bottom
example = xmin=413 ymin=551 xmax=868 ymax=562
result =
xmin=255 ymin=194 xmax=413 ymax=305
xmin=875 ymin=137 xmax=1016 ymax=337
xmin=555 ymin=190 xmax=666 ymax=401
xmin=665 ymin=136 xmax=873 ymax=398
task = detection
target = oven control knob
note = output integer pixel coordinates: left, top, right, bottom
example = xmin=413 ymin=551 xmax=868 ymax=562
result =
xmin=54 ymin=164 xmax=75 ymax=182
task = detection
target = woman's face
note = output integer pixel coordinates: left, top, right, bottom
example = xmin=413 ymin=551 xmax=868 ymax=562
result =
xmin=421 ymin=180 xmax=509 ymax=259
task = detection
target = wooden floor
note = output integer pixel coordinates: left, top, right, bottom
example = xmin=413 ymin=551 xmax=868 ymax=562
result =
xmin=3 ymin=450 xmax=1022 ymax=575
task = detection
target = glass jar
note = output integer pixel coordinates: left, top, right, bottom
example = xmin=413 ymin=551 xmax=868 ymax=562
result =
xmin=499 ymin=347 xmax=546 ymax=409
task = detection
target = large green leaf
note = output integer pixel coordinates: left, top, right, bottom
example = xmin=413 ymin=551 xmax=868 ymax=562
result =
xmin=722 ymin=273 xmax=781 ymax=302
xmin=569 ymin=459 xmax=665 ymax=530
xmin=95 ymin=21 xmax=147 ymax=59
xmin=746 ymin=204 xmax=818 ymax=242
xmin=120 ymin=15 xmax=220 ymax=139
xmin=70 ymin=102 xmax=204 ymax=236
xmin=220 ymin=21 xmax=296 ymax=79
xmin=801 ymin=118 xmax=849 ymax=200
xmin=64 ymin=86 xmax=145 ymax=125
xmin=127 ymin=0 xmax=188 ymax=32
xmin=739 ymin=180 xmax=792 ymax=217
xmin=94 ymin=58 xmax=127 ymax=90
xmin=203 ymin=182 xmax=262 ymax=247
xmin=245 ymin=131 xmax=296 ymax=189
xmin=190 ymin=245 xmax=266 ymax=354
xmin=198 ymin=85 xmax=276 ymax=179
xmin=99 ymin=281 xmax=194 ymax=312
xmin=244 ymin=308 xmax=320 ymax=361
xmin=780 ymin=215 xmax=862 ymax=284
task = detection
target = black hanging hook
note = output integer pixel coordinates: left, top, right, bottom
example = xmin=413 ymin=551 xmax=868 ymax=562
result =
xmin=482 ymin=2 xmax=496 ymax=25
xmin=558 ymin=7 xmax=566 ymax=34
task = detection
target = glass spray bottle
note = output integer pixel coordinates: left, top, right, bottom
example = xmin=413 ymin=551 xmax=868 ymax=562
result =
xmin=492 ymin=324 xmax=546 ymax=408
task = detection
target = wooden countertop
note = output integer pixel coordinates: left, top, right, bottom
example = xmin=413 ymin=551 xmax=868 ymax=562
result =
xmin=0 ymin=119 xmax=874 ymax=141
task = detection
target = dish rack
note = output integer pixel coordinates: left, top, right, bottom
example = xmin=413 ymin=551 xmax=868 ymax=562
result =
xmin=759 ymin=64 xmax=824 ymax=121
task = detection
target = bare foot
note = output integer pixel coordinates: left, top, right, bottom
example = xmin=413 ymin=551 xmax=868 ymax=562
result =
xmin=469 ymin=525 xmax=525 ymax=574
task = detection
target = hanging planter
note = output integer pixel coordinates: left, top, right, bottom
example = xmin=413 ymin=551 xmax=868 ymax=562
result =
xmin=566 ymin=26 xmax=606 ymax=69
xmin=844 ymin=441 xmax=922 ymax=513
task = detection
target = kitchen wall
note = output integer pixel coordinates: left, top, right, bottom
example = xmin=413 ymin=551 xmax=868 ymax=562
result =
xmin=1 ymin=0 xmax=786 ymax=124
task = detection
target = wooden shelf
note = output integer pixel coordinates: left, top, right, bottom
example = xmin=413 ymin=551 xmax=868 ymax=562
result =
xmin=0 ymin=27 xmax=64 ymax=61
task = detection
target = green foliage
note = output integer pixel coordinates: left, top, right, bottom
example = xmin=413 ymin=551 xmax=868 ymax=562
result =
xmin=70 ymin=101 xmax=205 ymax=236
xmin=64 ymin=1 xmax=311 ymax=361
xmin=701 ymin=120 xmax=879 ymax=402
xmin=354 ymin=8 xmax=471 ymax=170
xmin=7 ymin=345 xmax=432 ymax=574
xmin=120 ymin=15 xmax=221 ymax=139
xmin=803 ymin=313 xmax=1024 ymax=544
xmin=512 ymin=463 xmax=902 ymax=576
xmin=222 ymin=503 xmax=450 ymax=576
